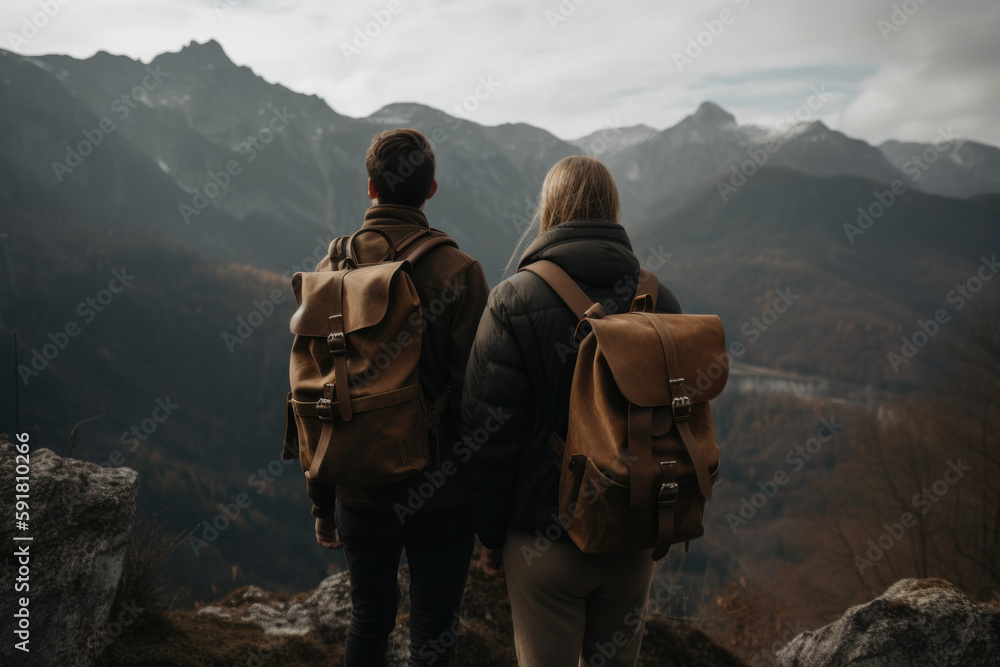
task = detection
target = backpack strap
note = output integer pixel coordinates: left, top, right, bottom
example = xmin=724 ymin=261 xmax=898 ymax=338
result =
xmin=303 ymin=271 xmax=352 ymax=481
xmin=639 ymin=311 xmax=714 ymax=501
xmin=401 ymin=233 xmax=457 ymax=265
xmin=631 ymin=268 xmax=658 ymax=313
xmin=325 ymin=236 xmax=349 ymax=270
xmin=326 ymin=272 xmax=352 ymax=422
xmin=425 ymin=385 xmax=452 ymax=424
xmin=406 ymin=233 xmax=458 ymax=425
xmin=395 ymin=228 xmax=431 ymax=254
xmin=400 ymin=232 xmax=459 ymax=425
xmin=628 ymin=404 xmax=655 ymax=510
xmin=345 ymin=228 xmax=396 ymax=266
xmin=521 ymin=260 xmax=605 ymax=320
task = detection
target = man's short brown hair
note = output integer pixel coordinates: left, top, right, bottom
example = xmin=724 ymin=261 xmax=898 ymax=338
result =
xmin=365 ymin=128 xmax=436 ymax=207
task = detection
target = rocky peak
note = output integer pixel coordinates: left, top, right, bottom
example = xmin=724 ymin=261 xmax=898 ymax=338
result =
xmin=691 ymin=101 xmax=737 ymax=127
xmin=154 ymin=39 xmax=235 ymax=69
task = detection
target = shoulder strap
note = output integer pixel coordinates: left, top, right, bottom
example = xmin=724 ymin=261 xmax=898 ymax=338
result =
xmin=340 ymin=228 xmax=457 ymax=268
xmin=401 ymin=233 xmax=457 ymax=265
xmin=395 ymin=228 xmax=430 ymax=254
xmin=520 ymin=260 xmax=598 ymax=320
xmin=324 ymin=236 xmax=348 ymax=270
xmin=631 ymin=268 xmax=658 ymax=313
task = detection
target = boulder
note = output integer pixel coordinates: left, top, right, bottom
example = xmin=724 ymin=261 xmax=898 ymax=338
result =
xmin=777 ymin=578 xmax=1000 ymax=667
xmin=200 ymin=564 xmax=411 ymax=664
xmin=0 ymin=437 xmax=140 ymax=665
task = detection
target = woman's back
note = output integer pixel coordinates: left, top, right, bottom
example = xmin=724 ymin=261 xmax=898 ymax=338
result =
xmin=460 ymin=219 xmax=681 ymax=548
xmin=460 ymin=154 xmax=683 ymax=667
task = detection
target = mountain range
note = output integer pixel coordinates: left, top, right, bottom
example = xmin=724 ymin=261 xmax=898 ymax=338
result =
xmin=1 ymin=39 xmax=998 ymax=597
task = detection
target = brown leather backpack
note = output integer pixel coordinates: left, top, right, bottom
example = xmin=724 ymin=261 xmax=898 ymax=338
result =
xmin=521 ymin=260 xmax=728 ymax=560
xmin=283 ymin=228 xmax=455 ymax=487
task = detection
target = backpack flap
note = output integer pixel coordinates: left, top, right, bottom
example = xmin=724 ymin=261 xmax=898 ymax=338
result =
xmin=291 ymin=261 xmax=415 ymax=338
xmin=589 ymin=313 xmax=728 ymax=407
xmin=290 ymin=261 xmax=422 ymax=406
xmin=590 ymin=313 xmax=728 ymax=504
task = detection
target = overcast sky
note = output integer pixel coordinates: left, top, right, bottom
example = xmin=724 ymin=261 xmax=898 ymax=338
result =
xmin=3 ymin=0 xmax=998 ymax=147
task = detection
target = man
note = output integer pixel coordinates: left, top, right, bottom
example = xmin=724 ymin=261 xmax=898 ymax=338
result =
xmin=304 ymin=128 xmax=488 ymax=666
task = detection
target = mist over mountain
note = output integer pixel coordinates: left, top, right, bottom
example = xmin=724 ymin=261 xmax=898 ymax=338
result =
xmin=570 ymin=123 xmax=660 ymax=158
xmin=879 ymin=137 xmax=1000 ymax=199
xmin=2 ymin=39 xmax=998 ymax=601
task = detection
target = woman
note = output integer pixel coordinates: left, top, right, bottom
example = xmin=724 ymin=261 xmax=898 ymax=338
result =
xmin=460 ymin=155 xmax=682 ymax=666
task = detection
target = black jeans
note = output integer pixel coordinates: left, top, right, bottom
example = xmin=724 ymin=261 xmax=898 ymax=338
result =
xmin=336 ymin=503 xmax=474 ymax=667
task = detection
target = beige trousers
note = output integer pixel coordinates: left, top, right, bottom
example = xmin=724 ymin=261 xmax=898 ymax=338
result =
xmin=503 ymin=527 xmax=657 ymax=667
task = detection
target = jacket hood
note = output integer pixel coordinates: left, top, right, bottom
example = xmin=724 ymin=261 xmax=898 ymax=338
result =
xmin=516 ymin=220 xmax=639 ymax=285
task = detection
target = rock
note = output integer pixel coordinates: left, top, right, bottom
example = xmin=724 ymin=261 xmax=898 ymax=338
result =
xmin=202 ymin=564 xmax=411 ymax=663
xmin=777 ymin=578 xmax=1000 ymax=667
xmin=0 ymin=437 xmax=140 ymax=665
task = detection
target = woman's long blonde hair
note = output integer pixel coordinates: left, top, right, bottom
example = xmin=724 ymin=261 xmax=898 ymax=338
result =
xmin=505 ymin=155 xmax=621 ymax=275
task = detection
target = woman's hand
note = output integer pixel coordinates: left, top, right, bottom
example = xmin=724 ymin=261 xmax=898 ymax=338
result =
xmin=315 ymin=516 xmax=344 ymax=549
xmin=481 ymin=547 xmax=505 ymax=579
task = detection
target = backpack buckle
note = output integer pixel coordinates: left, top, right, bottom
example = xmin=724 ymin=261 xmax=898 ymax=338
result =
xmin=669 ymin=378 xmax=692 ymax=421
xmin=327 ymin=315 xmax=346 ymax=353
xmin=316 ymin=384 xmax=336 ymax=420
xmin=658 ymin=460 xmax=678 ymax=507
xmin=316 ymin=398 xmax=334 ymax=420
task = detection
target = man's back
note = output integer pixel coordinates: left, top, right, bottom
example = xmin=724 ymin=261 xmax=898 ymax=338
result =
xmin=307 ymin=203 xmax=489 ymax=515
xmin=300 ymin=127 xmax=487 ymax=667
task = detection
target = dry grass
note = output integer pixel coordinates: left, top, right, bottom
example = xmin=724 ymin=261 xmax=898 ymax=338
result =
xmin=97 ymin=608 xmax=336 ymax=666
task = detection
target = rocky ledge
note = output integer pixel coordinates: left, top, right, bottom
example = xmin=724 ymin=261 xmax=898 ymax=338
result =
xmin=778 ymin=578 xmax=1000 ymax=667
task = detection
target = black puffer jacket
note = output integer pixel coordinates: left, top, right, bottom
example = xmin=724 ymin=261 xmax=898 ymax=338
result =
xmin=459 ymin=220 xmax=681 ymax=549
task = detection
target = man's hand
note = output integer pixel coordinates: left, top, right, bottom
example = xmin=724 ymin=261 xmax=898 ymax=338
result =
xmin=481 ymin=547 xmax=505 ymax=579
xmin=315 ymin=516 xmax=344 ymax=550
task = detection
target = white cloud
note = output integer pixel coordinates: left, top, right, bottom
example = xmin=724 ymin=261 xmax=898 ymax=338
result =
xmin=829 ymin=0 xmax=1000 ymax=146
xmin=1 ymin=0 xmax=997 ymax=146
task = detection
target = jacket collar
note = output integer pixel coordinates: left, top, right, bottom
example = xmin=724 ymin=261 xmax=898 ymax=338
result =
xmin=362 ymin=204 xmax=430 ymax=229
xmin=516 ymin=220 xmax=639 ymax=285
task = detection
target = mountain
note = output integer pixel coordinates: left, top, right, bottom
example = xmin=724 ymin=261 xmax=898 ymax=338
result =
xmin=604 ymin=102 xmax=909 ymax=222
xmin=0 ymin=49 xmax=279 ymax=268
xmin=3 ymin=40 xmax=1000 ymax=603
xmin=569 ymin=123 xmax=660 ymax=158
xmin=763 ymin=120 xmax=905 ymax=184
xmin=880 ymin=137 xmax=1000 ymax=198
xmin=33 ymin=40 xmax=585 ymax=281
xmin=630 ymin=166 xmax=1000 ymax=390
xmin=0 ymin=45 xmax=327 ymax=595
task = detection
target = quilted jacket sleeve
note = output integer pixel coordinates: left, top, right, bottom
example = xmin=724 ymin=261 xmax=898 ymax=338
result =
xmin=459 ymin=283 xmax=535 ymax=549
